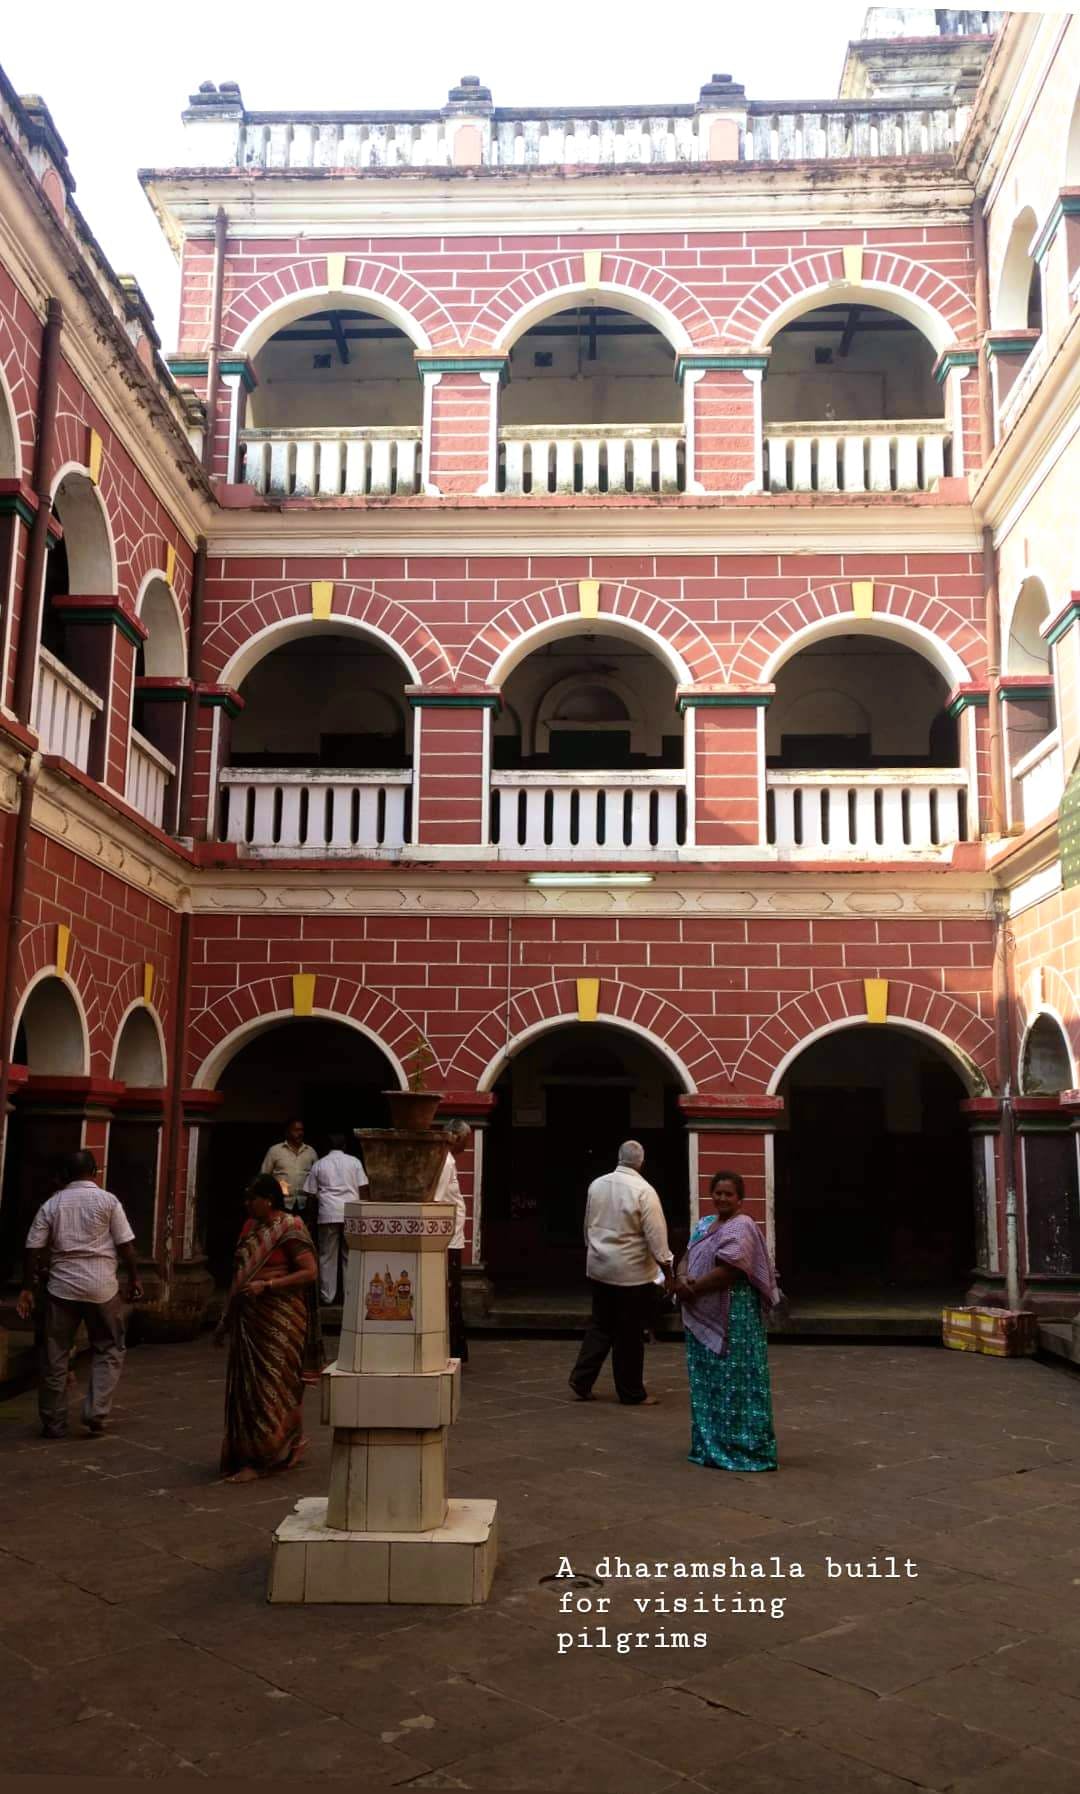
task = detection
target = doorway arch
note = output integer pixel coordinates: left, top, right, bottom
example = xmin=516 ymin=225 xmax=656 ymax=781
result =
xmin=771 ymin=1021 xmax=976 ymax=1303
xmin=481 ymin=1019 xmax=691 ymax=1288
xmin=196 ymin=1015 xmax=400 ymax=1283
xmin=1 ymin=974 xmax=90 ymax=1280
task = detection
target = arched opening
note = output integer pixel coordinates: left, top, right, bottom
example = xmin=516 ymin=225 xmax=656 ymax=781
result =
xmin=497 ymin=305 xmax=684 ymax=494
xmin=197 ymin=1017 xmax=399 ymax=1285
xmin=240 ymin=301 xmax=423 ymax=497
xmin=137 ymin=578 xmax=185 ymax=679
xmin=482 ymin=1021 xmax=690 ymax=1292
xmin=1068 ymin=87 xmax=1080 ymax=186
xmin=0 ymin=368 xmax=18 ymax=481
xmin=765 ymin=633 xmax=965 ymax=852
xmin=129 ymin=578 xmax=186 ymax=829
xmin=764 ymin=302 xmax=948 ymax=493
xmin=773 ymin=1024 xmax=976 ymax=1306
xmin=219 ymin=627 xmax=413 ymax=852
xmin=996 ymin=208 xmax=1043 ymax=333
xmin=490 ymin=629 xmax=686 ymax=852
xmin=1005 ymin=578 xmax=1059 ymax=831
xmin=0 ymin=977 xmax=88 ymax=1281
xmin=1019 ymin=1013 xmax=1080 ymax=1278
xmin=109 ymin=1007 xmax=166 ymax=1257
xmin=37 ymin=472 xmax=114 ymax=772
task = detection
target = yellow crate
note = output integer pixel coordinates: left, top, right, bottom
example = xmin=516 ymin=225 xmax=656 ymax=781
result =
xmin=942 ymin=1306 xmax=1037 ymax=1357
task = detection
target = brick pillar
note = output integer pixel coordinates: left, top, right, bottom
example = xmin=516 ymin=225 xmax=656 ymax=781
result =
xmin=679 ymin=354 xmax=767 ymax=494
xmin=46 ymin=598 xmax=147 ymax=791
xmin=418 ymin=360 xmax=506 ymax=497
xmin=165 ymin=356 xmax=255 ymax=487
xmin=133 ymin=677 xmax=191 ymax=835
xmin=679 ymin=1094 xmax=784 ymax=1259
xmin=961 ymin=1097 xmax=1008 ymax=1307
xmin=409 ymin=691 xmax=498 ymax=849
xmin=191 ymin=684 xmax=244 ymax=842
xmin=933 ymin=350 xmax=979 ymax=478
xmin=680 ymin=688 xmax=770 ymax=851
xmin=986 ymin=333 xmax=1040 ymax=442
xmin=1000 ymin=676 xmax=1055 ymax=831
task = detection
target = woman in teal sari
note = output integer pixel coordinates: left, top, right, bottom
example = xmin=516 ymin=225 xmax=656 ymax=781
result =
xmin=674 ymin=1170 xmax=779 ymax=1472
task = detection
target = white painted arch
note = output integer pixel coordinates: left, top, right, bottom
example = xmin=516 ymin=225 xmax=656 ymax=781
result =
xmin=219 ymin=614 xmax=421 ymax=694
xmin=761 ymin=611 xmax=971 ymax=690
xmin=475 ymin=1011 xmax=698 ymax=1095
xmin=193 ymin=1007 xmax=409 ymax=1092
xmin=1018 ymin=1005 xmax=1076 ymax=1095
xmin=12 ymin=968 xmax=90 ymax=1077
xmin=111 ymin=1000 xmax=168 ymax=1086
xmin=752 ymin=279 xmax=959 ymax=356
xmin=135 ymin=572 xmax=187 ymax=679
xmin=994 ymin=208 xmax=1041 ymax=332
xmin=1004 ymin=571 xmax=1054 ymax=677
xmin=234 ymin=285 xmax=433 ymax=362
xmin=0 ymin=356 xmax=20 ymax=482
xmin=766 ymin=1014 xmax=986 ymax=1097
xmin=488 ymin=613 xmax=692 ymax=689
xmin=49 ymin=463 xmax=118 ymax=596
xmin=491 ymin=281 xmax=694 ymax=356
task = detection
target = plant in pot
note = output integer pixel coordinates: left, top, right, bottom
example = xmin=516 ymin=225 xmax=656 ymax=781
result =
xmin=384 ymin=1037 xmax=443 ymax=1132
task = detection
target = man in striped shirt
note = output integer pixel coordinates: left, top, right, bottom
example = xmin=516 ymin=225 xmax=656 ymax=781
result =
xmin=17 ymin=1150 xmax=142 ymax=1439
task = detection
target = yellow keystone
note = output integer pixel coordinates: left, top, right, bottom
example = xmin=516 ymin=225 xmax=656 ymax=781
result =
xmin=325 ymin=252 xmax=347 ymax=290
xmin=842 ymin=246 xmax=864 ymax=285
xmin=293 ymin=973 xmax=316 ymax=1017
xmin=55 ymin=924 xmax=71 ymax=975
xmin=577 ymin=978 xmax=600 ymax=1023
xmin=165 ymin=544 xmax=177 ymax=589
xmin=578 ymin=580 xmax=600 ymax=619
xmin=311 ymin=581 xmax=334 ymax=620
xmin=87 ymin=429 xmax=104 ymax=486
xmin=864 ymin=979 xmax=889 ymax=1024
xmin=143 ymin=963 xmax=155 ymax=1003
xmin=852 ymin=581 xmax=874 ymax=618
xmin=582 ymin=250 xmax=603 ymax=287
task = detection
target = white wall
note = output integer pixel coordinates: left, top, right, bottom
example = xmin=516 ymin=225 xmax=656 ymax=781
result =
xmin=231 ymin=638 xmax=412 ymax=761
xmin=500 ymin=311 xmax=681 ymax=427
xmin=767 ymin=637 xmax=949 ymax=759
xmin=765 ymin=309 xmax=941 ymax=423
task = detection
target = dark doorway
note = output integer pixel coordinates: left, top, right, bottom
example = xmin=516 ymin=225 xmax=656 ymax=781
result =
xmin=0 ymin=1110 xmax=82 ymax=1284
xmin=107 ymin=1122 xmax=161 ymax=1258
xmin=199 ymin=1019 xmax=398 ymax=1285
xmin=773 ymin=1025 xmax=974 ymax=1301
xmin=483 ymin=1023 xmax=689 ymax=1288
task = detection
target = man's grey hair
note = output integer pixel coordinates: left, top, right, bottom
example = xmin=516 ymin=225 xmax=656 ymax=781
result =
xmin=617 ymin=1139 xmax=645 ymax=1169
xmin=445 ymin=1120 xmax=472 ymax=1145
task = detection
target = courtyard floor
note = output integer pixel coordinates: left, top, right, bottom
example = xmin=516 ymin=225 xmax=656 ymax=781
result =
xmin=1 ymin=1336 xmax=1080 ymax=1791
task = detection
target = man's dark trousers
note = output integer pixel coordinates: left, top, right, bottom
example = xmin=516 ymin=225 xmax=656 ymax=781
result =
xmin=570 ymin=1279 xmax=655 ymax=1404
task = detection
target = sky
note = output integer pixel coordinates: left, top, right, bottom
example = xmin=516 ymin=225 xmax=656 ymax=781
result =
xmin=0 ymin=1 xmax=980 ymax=348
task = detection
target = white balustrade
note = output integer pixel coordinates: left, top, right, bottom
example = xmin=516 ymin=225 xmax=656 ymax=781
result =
xmin=240 ymin=428 xmax=421 ymax=497
xmin=126 ymin=730 xmax=175 ymax=831
xmin=1015 ymin=731 xmax=1065 ymax=830
xmin=767 ymin=770 xmax=968 ymax=855
xmin=498 ymin=426 xmax=685 ymax=496
xmin=219 ymin=769 xmax=411 ymax=854
xmin=765 ymin=422 xmax=950 ymax=494
xmin=226 ymin=101 xmax=968 ymax=172
xmin=33 ymin=649 xmax=103 ymax=772
xmin=490 ymin=771 xmax=688 ymax=854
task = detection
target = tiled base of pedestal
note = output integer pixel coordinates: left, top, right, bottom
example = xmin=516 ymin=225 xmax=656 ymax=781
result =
xmin=268 ymin=1495 xmax=498 ymax=1605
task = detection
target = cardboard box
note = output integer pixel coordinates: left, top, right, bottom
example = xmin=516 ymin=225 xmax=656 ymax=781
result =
xmin=942 ymin=1306 xmax=1038 ymax=1357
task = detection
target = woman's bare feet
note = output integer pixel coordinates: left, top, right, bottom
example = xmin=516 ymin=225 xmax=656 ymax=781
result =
xmin=283 ymin=1436 xmax=310 ymax=1471
xmin=225 ymin=1466 xmax=260 ymax=1483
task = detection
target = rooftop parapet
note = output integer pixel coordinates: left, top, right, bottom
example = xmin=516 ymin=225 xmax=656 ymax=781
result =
xmin=176 ymin=69 xmax=978 ymax=174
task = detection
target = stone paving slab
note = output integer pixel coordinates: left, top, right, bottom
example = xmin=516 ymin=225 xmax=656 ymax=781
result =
xmin=1 ymin=1336 xmax=1079 ymax=1789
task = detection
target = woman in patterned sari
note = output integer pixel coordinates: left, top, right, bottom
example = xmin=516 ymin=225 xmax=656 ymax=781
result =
xmin=215 ymin=1175 xmax=318 ymax=1483
xmin=674 ymin=1170 xmax=780 ymax=1472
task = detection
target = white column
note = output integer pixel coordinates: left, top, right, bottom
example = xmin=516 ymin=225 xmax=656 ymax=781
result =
xmin=420 ymin=369 xmax=442 ymax=496
xmin=223 ymin=373 xmax=245 ymax=484
xmin=949 ymin=365 xmax=970 ymax=476
xmin=741 ymin=368 xmax=764 ymax=494
xmin=478 ymin=369 xmax=501 ymax=496
xmin=681 ymin=367 xmax=705 ymax=495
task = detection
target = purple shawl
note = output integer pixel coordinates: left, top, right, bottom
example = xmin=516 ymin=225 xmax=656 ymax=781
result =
xmin=681 ymin=1213 xmax=779 ymax=1356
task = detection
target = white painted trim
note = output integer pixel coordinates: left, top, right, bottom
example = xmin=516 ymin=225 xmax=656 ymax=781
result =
xmin=683 ymin=705 xmax=697 ymax=848
xmin=1007 ymin=858 xmax=1062 ymax=917
xmin=194 ymin=1006 xmax=408 ymax=1092
xmin=765 ymin=1013 xmax=985 ymax=1096
xmin=470 ymin=1127 xmax=484 ymax=1268
xmin=949 ymin=365 xmax=970 ymax=477
xmin=218 ymin=613 xmax=421 ymax=693
xmin=752 ymin=278 xmax=959 ymax=355
xmin=420 ymin=368 xmax=441 ymax=495
xmin=688 ymin=1129 xmax=700 ymax=1233
xmin=183 ymin=1124 xmax=200 ymax=1259
xmin=223 ymin=372 xmax=243 ymax=484
xmin=681 ymin=367 xmax=704 ymax=496
xmin=232 ymin=282 xmax=433 ymax=360
xmin=490 ymin=279 xmax=694 ymax=355
xmin=109 ymin=998 xmax=168 ymax=1084
xmin=479 ymin=703 xmax=492 ymax=849
xmin=761 ymin=610 xmax=971 ymax=689
xmin=410 ymin=704 xmax=422 ymax=845
xmin=474 ymin=1010 xmax=698 ymax=1095
xmin=488 ymin=612 xmax=693 ymax=688
xmin=763 ymin=1131 xmax=775 ymax=1262
xmin=48 ymin=460 xmax=119 ymax=596
xmin=10 ymin=965 xmax=91 ymax=1075
xmin=0 ymin=352 xmax=21 ymax=483
xmin=479 ymin=368 xmax=500 ymax=497
xmin=742 ymin=367 xmax=765 ymax=494
xmin=134 ymin=569 xmax=187 ymax=680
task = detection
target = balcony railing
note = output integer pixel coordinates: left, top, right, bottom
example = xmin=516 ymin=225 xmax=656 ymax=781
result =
xmin=225 ymin=98 xmax=968 ymax=172
xmin=497 ymin=426 xmax=685 ymax=496
xmin=1015 ymin=731 xmax=1064 ymax=831
xmin=764 ymin=421 xmax=951 ymax=494
xmin=126 ymin=730 xmax=175 ymax=831
xmin=490 ymin=770 xmax=688 ymax=854
xmin=240 ymin=428 xmax=422 ymax=498
xmin=219 ymin=769 xmax=411 ymax=854
xmin=766 ymin=770 xmax=968 ymax=855
xmin=34 ymin=648 xmax=103 ymax=772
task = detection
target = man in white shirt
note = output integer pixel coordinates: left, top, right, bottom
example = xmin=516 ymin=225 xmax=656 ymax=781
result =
xmin=303 ymin=1132 xmax=367 ymax=1304
xmin=16 ymin=1150 xmax=142 ymax=1438
xmin=260 ymin=1117 xmax=317 ymax=1216
xmin=569 ymin=1140 xmax=673 ymax=1407
xmin=433 ymin=1120 xmax=470 ymax=1363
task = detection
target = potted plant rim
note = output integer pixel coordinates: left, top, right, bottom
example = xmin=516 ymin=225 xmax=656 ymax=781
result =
xmin=383 ymin=1037 xmax=443 ymax=1132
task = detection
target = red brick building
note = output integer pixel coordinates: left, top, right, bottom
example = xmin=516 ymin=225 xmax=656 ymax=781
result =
xmin=2 ymin=9 xmax=1079 ymax=1335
